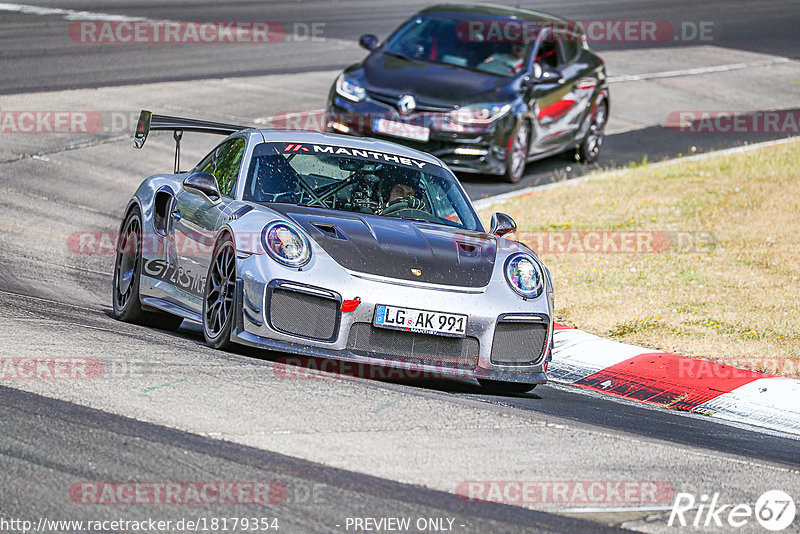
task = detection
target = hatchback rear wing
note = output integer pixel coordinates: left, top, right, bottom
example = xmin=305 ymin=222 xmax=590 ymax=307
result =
xmin=133 ymin=110 xmax=248 ymax=173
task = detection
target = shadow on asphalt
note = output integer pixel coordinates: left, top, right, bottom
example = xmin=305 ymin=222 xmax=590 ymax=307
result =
xmin=157 ymin=319 xmax=543 ymax=399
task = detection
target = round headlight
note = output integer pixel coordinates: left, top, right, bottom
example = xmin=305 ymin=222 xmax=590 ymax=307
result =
xmin=504 ymin=253 xmax=543 ymax=298
xmin=261 ymin=221 xmax=311 ymax=267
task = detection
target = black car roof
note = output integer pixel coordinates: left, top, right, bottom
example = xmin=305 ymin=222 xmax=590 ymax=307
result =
xmin=419 ymin=3 xmax=581 ymax=33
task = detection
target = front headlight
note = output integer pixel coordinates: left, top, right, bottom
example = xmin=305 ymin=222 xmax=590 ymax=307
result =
xmin=447 ymin=102 xmax=511 ymax=125
xmin=261 ymin=221 xmax=311 ymax=267
xmin=335 ymin=74 xmax=366 ymax=102
xmin=504 ymin=253 xmax=543 ymax=298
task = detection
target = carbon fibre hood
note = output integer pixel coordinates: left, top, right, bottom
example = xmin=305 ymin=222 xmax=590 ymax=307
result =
xmin=269 ymin=204 xmax=496 ymax=287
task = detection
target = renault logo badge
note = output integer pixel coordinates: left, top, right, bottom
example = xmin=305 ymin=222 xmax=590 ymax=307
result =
xmin=398 ymin=95 xmax=416 ymax=115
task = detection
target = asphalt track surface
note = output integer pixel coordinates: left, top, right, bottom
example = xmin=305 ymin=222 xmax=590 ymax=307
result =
xmin=1 ymin=1 xmax=800 ymax=533
xmin=0 ymin=385 xmax=620 ymax=533
xmin=2 ymin=0 xmax=799 ymax=94
xmin=3 ymin=0 xmax=799 ymax=201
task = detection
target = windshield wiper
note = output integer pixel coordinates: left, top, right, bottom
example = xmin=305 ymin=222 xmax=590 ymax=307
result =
xmin=388 ymin=215 xmax=432 ymax=224
xmin=397 ymin=215 xmax=466 ymax=229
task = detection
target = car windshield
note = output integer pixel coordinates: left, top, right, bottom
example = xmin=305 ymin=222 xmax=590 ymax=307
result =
xmin=243 ymin=142 xmax=481 ymax=231
xmin=384 ymin=14 xmax=535 ymax=77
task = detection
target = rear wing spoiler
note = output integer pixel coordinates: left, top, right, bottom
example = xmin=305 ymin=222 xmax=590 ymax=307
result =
xmin=133 ymin=110 xmax=248 ymax=173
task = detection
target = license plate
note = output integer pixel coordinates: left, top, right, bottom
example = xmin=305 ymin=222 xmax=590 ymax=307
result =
xmin=373 ymin=118 xmax=430 ymax=142
xmin=373 ymin=304 xmax=467 ymax=338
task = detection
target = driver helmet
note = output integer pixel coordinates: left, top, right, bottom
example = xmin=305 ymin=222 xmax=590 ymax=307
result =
xmin=382 ymin=173 xmax=423 ymax=204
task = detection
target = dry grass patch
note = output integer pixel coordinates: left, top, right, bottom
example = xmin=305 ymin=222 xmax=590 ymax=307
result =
xmin=479 ymin=141 xmax=800 ymax=376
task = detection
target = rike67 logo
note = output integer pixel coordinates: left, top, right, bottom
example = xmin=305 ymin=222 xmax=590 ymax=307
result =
xmin=669 ymin=490 xmax=796 ymax=531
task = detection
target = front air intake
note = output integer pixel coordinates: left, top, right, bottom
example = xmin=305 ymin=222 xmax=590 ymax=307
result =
xmin=490 ymin=321 xmax=549 ymax=365
xmin=268 ymin=284 xmax=340 ymax=341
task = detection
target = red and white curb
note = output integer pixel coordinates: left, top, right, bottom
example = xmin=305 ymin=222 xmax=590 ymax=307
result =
xmin=549 ymin=324 xmax=800 ymax=436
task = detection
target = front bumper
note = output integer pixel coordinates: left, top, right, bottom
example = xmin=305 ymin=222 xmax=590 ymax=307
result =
xmin=231 ymin=254 xmax=551 ymax=385
xmin=327 ymin=97 xmax=516 ymax=176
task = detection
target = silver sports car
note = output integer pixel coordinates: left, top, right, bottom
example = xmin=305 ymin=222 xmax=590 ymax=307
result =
xmin=113 ymin=110 xmax=554 ymax=393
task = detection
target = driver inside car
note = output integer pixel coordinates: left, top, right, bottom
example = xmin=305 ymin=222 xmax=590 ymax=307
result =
xmin=383 ymin=178 xmax=425 ymax=212
xmin=479 ymin=42 xmax=527 ymax=75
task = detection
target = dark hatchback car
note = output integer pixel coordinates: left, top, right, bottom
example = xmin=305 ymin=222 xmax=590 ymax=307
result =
xmin=326 ymin=4 xmax=609 ymax=183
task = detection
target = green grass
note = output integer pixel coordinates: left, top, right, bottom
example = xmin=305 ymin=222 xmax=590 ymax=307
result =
xmin=479 ymin=141 xmax=800 ymax=376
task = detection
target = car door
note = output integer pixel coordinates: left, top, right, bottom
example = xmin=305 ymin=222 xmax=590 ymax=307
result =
xmin=172 ymin=137 xmax=246 ymax=310
xmin=527 ymin=30 xmax=584 ymax=153
xmin=553 ymin=30 xmax=598 ymax=144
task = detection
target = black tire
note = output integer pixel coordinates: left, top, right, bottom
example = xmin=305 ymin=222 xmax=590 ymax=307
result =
xmin=503 ymin=121 xmax=530 ymax=183
xmin=478 ymin=379 xmax=537 ymax=395
xmin=576 ymin=98 xmax=608 ymax=164
xmin=112 ymin=206 xmax=183 ymax=331
xmin=202 ymin=234 xmax=237 ymax=350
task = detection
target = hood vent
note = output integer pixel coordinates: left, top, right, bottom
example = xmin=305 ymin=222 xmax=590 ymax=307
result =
xmin=270 ymin=204 xmax=496 ymax=288
xmin=311 ymin=222 xmax=346 ymax=240
xmin=456 ymin=241 xmax=480 ymax=256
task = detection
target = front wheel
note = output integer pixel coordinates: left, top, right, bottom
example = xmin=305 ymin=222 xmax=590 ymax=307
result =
xmin=478 ymin=379 xmax=537 ymax=395
xmin=203 ymin=234 xmax=237 ymax=350
xmin=576 ymin=98 xmax=608 ymax=164
xmin=503 ymin=121 xmax=530 ymax=183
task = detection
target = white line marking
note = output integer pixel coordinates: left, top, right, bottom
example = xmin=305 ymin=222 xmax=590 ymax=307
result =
xmin=0 ymin=3 xmax=355 ymax=45
xmin=607 ymin=57 xmax=792 ymax=83
xmin=646 ymin=135 xmax=799 ymax=166
xmin=0 ymin=2 xmax=147 ymax=21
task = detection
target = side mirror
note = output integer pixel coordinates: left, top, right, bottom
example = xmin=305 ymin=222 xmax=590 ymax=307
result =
xmin=183 ymin=172 xmax=221 ymax=204
xmin=490 ymin=212 xmax=517 ymax=237
xmin=530 ymin=63 xmax=564 ymax=85
xmin=359 ymin=34 xmax=379 ymax=51
xmin=520 ymin=75 xmax=535 ymax=91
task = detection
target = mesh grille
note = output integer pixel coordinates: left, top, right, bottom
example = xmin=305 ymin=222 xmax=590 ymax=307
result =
xmin=490 ymin=322 xmax=548 ymax=365
xmin=347 ymin=322 xmax=479 ymax=368
xmin=269 ymin=289 xmax=339 ymax=341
